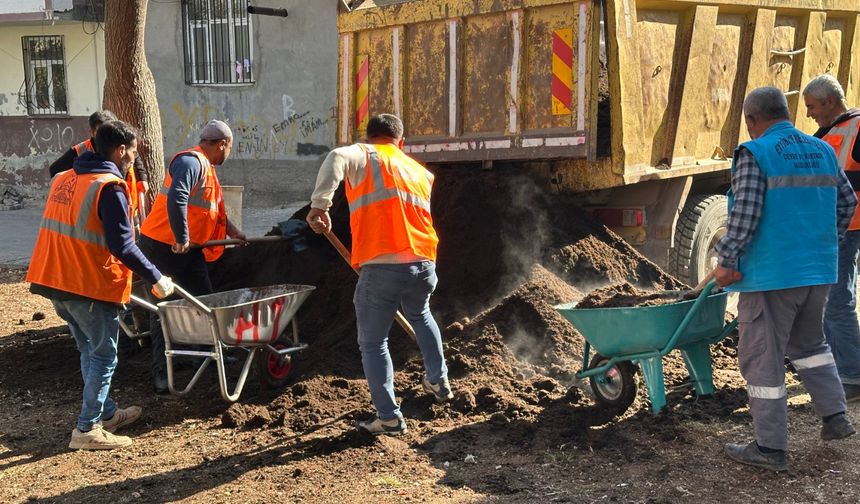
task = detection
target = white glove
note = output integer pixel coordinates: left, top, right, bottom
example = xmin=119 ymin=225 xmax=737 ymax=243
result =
xmin=152 ymin=275 xmax=175 ymax=299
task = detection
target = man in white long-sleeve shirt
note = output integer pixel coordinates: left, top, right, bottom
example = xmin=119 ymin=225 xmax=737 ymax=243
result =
xmin=307 ymin=114 xmax=452 ymax=436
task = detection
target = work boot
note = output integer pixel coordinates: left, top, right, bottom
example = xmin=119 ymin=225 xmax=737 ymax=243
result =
xmin=102 ymin=406 xmax=142 ymax=433
xmin=843 ymin=384 xmax=860 ymax=403
xmin=69 ymin=424 xmax=133 ymax=450
xmin=422 ymin=376 xmax=454 ymax=403
xmin=821 ymin=413 xmax=856 ymax=441
xmin=724 ymin=441 xmax=788 ymax=472
xmin=356 ymin=415 xmax=407 ymax=436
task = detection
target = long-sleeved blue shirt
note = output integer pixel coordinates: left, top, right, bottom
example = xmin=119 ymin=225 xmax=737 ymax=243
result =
xmin=83 ymin=152 xmax=161 ymax=284
xmin=165 ymin=153 xmax=204 ymax=244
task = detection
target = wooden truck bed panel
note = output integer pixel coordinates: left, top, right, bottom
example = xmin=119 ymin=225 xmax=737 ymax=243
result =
xmin=339 ymin=0 xmax=860 ymax=190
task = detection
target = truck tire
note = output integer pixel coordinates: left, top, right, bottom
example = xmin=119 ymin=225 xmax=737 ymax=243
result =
xmin=668 ymin=194 xmax=728 ymax=287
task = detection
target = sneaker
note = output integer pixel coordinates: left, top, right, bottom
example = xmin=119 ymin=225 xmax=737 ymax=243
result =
xmin=102 ymin=406 xmax=142 ymax=433
xmin=356 ymin=415 xmax=407 ymax=436
xmin=822 ymin=413 xmax=856 ymax=441
xmin=422 ymin=376 xmax=453 ymax=403
xmin=69 ymin=424 xmax=133 ymax=450
xmin=724 ymin=441 xmax=788 ymax=472
xmin=844 ymin=384 xmax=860 ymax=403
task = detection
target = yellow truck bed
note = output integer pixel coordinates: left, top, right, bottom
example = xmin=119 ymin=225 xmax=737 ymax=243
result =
xmin=337 ymin=0 xmax=860 ymax=191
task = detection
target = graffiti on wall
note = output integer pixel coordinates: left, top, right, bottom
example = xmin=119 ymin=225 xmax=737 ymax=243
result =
xmin=169 ymin=95 xmax=335 ymax=160
xmin=28 ymin=123 xmax=77 ymax=153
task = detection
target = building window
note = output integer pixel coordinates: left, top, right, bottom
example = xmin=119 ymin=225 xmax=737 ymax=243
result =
xmin=21 ymin=35 xmax=69 ymax=115
xmin=182 ymin=0 xmax=254 ymax=85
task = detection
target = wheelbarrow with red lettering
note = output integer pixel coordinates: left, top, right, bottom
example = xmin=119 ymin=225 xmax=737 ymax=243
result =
xmin=132 ymin=284 xmax=315 ymax=401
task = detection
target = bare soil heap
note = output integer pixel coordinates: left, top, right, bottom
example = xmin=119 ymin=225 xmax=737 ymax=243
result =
xmin=209 ymin=165 xmax=690 ymax=430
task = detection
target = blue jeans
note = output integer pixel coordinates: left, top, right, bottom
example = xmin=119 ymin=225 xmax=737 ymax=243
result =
xmin=824 ymin=230 xmax=860 ymax=385
xmin=354 ymin=261 xmax=448 ymax=420
xmin=52 ymin=298 xmax=119 ymax=431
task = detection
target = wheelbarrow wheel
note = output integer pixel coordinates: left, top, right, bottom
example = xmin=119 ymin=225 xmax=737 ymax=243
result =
xmin=588 ymin=354 xmax=637 ymax=412
xmin=258 ymin=342 xmax=296 ymax=389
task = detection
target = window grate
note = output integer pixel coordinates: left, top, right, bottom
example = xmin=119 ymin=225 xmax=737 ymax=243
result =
xmin=21 ymin=35 xmax=69 ymax=115
xmin=182 ymin=0 xmax=254 ymax=85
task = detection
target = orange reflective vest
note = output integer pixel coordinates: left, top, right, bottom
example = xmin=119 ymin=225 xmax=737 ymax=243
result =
xmin=27 ymin=170 xmax=133 ymax=303
xmin=345 ymin=143 xmax=439 ymax=267
xmin=823 ymin=116 xmax=860 ymax=230
xmin=140 ymin=146 xmax=226 ymax=262
xmin=73 ymin=138 xmax=141 ymax=218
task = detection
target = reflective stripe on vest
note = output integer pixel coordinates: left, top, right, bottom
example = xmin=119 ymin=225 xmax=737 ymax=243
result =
xmin=726 ymin=121 xmax=839 ymax=292
xmin=823 ymin=116 xmax=860 ymax=229
xmin=73 ymin=139 xmax=94 ymax=157
xmin=344 ymin=143 xmax=438 ymax=267
xmin=27 ymin=171 xmax=133 ymax=303
xmin=157 ymin=174 xmax=217 ymax=212
xmin=767 ymin=174 xmax=841 ymax=189
xmin=824 ymin=117 xmax=860 ymax=169
xmin=38 ymin=175 xmax=116 ymax=247
xmin=347 ymin=147 xmax=433 ymax=214
xmin=140 ymin=146 xmax=226 ymax=261
xmin=74 ymin=138 xmax=141 ymax=217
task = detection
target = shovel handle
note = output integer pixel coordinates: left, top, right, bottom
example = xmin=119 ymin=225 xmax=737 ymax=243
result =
xmin=195 ymin=236 xmax=291 ymax=248
xmin=316 ymin=222 xmax=418 ymax=342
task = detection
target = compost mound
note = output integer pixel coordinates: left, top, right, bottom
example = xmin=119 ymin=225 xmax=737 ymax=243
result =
xmin=577 ymin=282 xmax=698 ymax=309
xmin=207 ymin=167 xmax=695 ymax=429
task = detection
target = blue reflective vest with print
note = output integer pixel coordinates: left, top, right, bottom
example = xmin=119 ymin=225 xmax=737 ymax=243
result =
xmin=727 ymin=121 xmax=840 ymax=292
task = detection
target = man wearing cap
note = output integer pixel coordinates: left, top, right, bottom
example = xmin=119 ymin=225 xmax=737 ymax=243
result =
xmin=139 ymin=120 xmax=245 ymax=393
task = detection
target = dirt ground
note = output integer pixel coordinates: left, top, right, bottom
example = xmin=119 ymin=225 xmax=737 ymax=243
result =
xmin=2 ymin=168 xmax=860 ymax=503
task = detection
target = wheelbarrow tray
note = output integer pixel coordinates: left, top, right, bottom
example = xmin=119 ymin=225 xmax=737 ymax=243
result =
xmin=157 ymin=284 xmax=315 ymax=346
xmin=554 ymin=290 xmax=729 ymax=357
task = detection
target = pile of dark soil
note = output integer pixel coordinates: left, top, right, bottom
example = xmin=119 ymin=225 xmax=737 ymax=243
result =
xmin=577 ymin=282 xmax=698 ymax=309
xmin=206 ymin=166 xmax=706 ymax=430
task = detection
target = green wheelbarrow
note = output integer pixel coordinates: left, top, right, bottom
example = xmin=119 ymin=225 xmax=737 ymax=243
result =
xmin=554 ymin=280 xmax=738 ymax=415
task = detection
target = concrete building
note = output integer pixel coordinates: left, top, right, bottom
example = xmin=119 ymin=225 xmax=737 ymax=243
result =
xmin=145 ymin=0 xmax=339 ymax=207
xmin=0 ymin=0 xmax=105 ymax=200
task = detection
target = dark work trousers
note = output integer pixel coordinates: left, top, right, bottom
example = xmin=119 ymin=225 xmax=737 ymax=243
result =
xmin=737 ymin=285 xmax=847 ymax=450
xmin=138 ymin=235 xmax=214 ymax=379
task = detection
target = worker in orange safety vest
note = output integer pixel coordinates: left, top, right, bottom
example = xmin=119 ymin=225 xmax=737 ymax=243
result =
xmin=49 ymin=110 xmax=149 ymax=222
xmin=307 ymin=113 xmax=452 ymax=436
xmin=804 ymin=74 xmax=860 ymax=402
xmin=138 ymin=119 xmax=245 ymax=394
xmin=28 ymin=120 xmax=175 ymax=450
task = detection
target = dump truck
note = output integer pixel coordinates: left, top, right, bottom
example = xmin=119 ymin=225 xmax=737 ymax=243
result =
xmin=334 ymin=0 xmax=860 ymax=286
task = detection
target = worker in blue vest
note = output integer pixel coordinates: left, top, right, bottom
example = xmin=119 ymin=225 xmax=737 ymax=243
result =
xmin=714 ymin=87 xmax=857 ymax=472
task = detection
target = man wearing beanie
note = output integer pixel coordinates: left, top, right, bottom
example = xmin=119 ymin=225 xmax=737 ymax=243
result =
xmin=139 ymin=120 xmax=246 ymax=394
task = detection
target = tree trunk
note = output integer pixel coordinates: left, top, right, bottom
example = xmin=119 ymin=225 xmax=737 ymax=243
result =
xmin=103 ymin=0 xmax=164 ymax=199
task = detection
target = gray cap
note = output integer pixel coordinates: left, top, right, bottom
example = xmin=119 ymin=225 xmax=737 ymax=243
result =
xmin=199 ymin=120 xmax=233 ymax=141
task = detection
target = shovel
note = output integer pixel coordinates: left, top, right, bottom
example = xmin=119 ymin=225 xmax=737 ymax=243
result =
xmin=313 ymin=219 xmax=417 ymax=342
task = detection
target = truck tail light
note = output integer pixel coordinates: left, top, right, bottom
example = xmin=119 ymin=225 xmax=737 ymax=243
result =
xmin=591 ymin=208 xmax=644 ymax=227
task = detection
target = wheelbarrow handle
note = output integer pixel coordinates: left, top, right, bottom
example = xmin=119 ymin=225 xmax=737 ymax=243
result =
xmin=128 ymin=283 xmax=212 ymax=315
xmin=660 ymin=279 xmax=718 ymax=355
